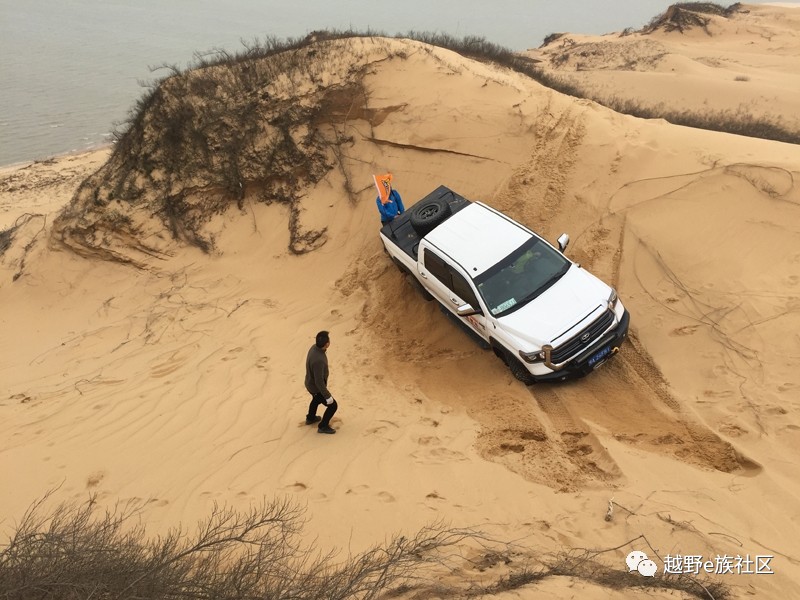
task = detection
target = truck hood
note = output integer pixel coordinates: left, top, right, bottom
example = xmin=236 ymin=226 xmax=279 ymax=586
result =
xmin=497 ymin=265 xmax=611 ymax=348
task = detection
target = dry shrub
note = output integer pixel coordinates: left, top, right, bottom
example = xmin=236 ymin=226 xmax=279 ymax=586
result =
xmin=0 ymin=494 xmax=476 ymax=600
xmin=0 ymin=495 xmax=734 ymax=600
xmin=53 ymin=33 xmax=400 ymax=261
xmin=643 ymin=3 xmax=742 ymax=34
xmin=0 ymin=224 xmax=15 ymax=257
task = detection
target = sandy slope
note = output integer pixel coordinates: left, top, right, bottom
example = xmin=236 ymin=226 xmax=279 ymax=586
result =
xmin=526 ymin=3 xmax=800 ymax=135
xmin=2 ymin=17 xmax=800 ymax=599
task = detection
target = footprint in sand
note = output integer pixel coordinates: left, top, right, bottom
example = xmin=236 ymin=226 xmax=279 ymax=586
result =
xmin=670 ymin=325 xmax=699 ymax=336
xmin=221 ymin=347 xmax=244 ymax=362
xmin=256 ymin=356 xmax=270 ymax=370
xmin=146 ymin=498 xmax=170 ymax=507
xmin=520 ymin=430 xmax=547 ymax=442
xmin=86 ymin=470 xmax=106 ymax=488
xmin=719 ymin=423 xmax=748 ymax=438
xmin=365 ymin=420 xmax=399 ymax=436
xmin=499 ymin=443 xmax=525 ymax=454
xmin=417 ymin=436 xmax=440 ymax=446
xmin=376 ymin=491 xmax=396 ymax=503
xmin=430 ymin=447 xmax=466 ymax=460
xmin=284 ymin=482 xmax=307 ymax=492
xmin=703 ymin=389 xmax=734 ymax=398
xmin=412 ymin=447 xmax=467 ymax=463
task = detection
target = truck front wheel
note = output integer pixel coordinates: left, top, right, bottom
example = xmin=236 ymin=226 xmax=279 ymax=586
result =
xmin=504 ymin=349 xmax=536 ymax=385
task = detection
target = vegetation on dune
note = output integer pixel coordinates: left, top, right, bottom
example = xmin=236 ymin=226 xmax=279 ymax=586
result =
xmin=50 ymin=22 xmax=798 ymax=265
xmin=53 ymin=33 xmax=399 ymax=263
xmin=0 ymin=494 xmax=732 ymax=600
xmin=0 ymin=494 xmax=475 ymax=600
xmin=591 ymin=97 xmax=798 ymax=144
xmin=643 ymin=3 xmax=743 ymax=34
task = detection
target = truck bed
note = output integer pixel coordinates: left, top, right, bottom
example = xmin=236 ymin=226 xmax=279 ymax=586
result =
xmin=379 ymin=185 xmax=471 ymax=260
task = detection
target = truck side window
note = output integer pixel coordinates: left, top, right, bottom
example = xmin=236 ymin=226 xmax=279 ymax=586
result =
xmin=424 ymin=249 xmax=451 ymax=285
xmin=450 ymin=269 xmax=481 ymax=310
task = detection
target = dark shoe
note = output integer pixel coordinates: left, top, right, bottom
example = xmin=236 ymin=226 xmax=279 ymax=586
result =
xmin=306 ymin=415 xmax=322 ymax=425
xmin=318 ymin=425 xmax=336 ymax=434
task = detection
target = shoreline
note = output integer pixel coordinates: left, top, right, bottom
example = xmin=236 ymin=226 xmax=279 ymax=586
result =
xmin=0 ymin=142 xmax=114 ymax=174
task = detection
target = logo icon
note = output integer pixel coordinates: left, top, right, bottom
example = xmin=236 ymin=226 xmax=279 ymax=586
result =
xmin=626 ymin=551 xmax=658 ymax=577
xmin=580 ymin=332 xmax=591 ymax=342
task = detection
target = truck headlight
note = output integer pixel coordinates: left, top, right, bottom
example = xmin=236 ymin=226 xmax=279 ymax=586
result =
xmin=519 ymin=349 xmax=546 ymax=363
xmin=608 ymin=288 xmax=619 ymax=311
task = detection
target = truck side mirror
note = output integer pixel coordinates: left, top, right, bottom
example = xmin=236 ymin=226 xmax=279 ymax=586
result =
xmin=557 ymin=233 xmax=569 ymax=252
xmin=456 ymin=304 xmax=480 ymax=317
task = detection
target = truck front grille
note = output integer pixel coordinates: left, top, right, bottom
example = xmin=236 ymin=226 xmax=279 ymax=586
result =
xmin=550 ymin=310 xmax=615 ymax=364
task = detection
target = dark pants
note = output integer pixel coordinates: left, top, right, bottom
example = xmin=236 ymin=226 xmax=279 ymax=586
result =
xmin=307 ymin=393 xmax=338 ymax=427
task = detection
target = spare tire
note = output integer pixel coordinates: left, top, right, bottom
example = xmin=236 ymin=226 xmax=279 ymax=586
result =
xmin=409 ymin=197 xmax=452 ymax=236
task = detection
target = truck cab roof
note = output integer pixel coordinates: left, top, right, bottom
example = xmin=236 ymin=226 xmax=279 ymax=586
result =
xmin=425 ymin=202 xmax=532 ymax=277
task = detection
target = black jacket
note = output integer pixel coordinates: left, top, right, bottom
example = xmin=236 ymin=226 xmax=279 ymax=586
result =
xmin=304 ymin=344 xmax=331 ymax=398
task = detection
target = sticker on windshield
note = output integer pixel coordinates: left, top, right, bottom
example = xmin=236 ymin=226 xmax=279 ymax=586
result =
xmin=494 ymin=298 xmax=517 ymax=314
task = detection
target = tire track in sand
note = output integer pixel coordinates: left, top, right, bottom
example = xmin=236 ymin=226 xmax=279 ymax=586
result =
xmin=492 ymin=101 xmax=586 ymax=232
xmin=532 ymin=334 xmax=761 ymax=476
xmin=529 ymin=383 xmax=623 ymax=488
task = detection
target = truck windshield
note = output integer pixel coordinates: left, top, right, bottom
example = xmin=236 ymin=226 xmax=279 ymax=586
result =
xmin=474 ymin=237 xmax=571 ymax=317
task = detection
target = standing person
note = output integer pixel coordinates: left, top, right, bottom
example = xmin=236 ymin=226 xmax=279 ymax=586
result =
xmin=374 ymin=173 xmax=405 ymax=225
xmin=304 ymin=330 xmax=338 ymax=434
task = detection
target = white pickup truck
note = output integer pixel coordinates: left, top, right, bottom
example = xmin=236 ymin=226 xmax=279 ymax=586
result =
xmin=380 ymin=185 xmax=630 ymax=383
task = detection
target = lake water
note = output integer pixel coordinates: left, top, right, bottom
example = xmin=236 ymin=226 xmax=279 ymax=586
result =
xmin=0 ymin=0 xmax=777 ymax=166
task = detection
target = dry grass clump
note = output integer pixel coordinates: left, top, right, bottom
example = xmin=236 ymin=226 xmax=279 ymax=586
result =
xmin=599 ymin=96 xmax=798 ymax=144
xmin=0 ymin=224 xmax=15 ymax=257
xmin=643 ymin=3 xmax=742 ymax=34
xmin=539 ymin=548 xmax=731 ymax=600
xmin=0 ymin=213 xmax=47 ymax=281
xmin=542 ymin=33 xmax=568 ymax=47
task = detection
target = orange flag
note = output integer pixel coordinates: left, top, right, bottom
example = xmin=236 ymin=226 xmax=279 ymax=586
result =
xmin=373 ymin=173 xmax=393 ymax=204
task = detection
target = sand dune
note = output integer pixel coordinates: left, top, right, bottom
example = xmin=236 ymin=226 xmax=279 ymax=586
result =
xmin=527 ymin=3 xmax=800 ymax=135
xmin=2 ymin=9 xmax=800 ymax=598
